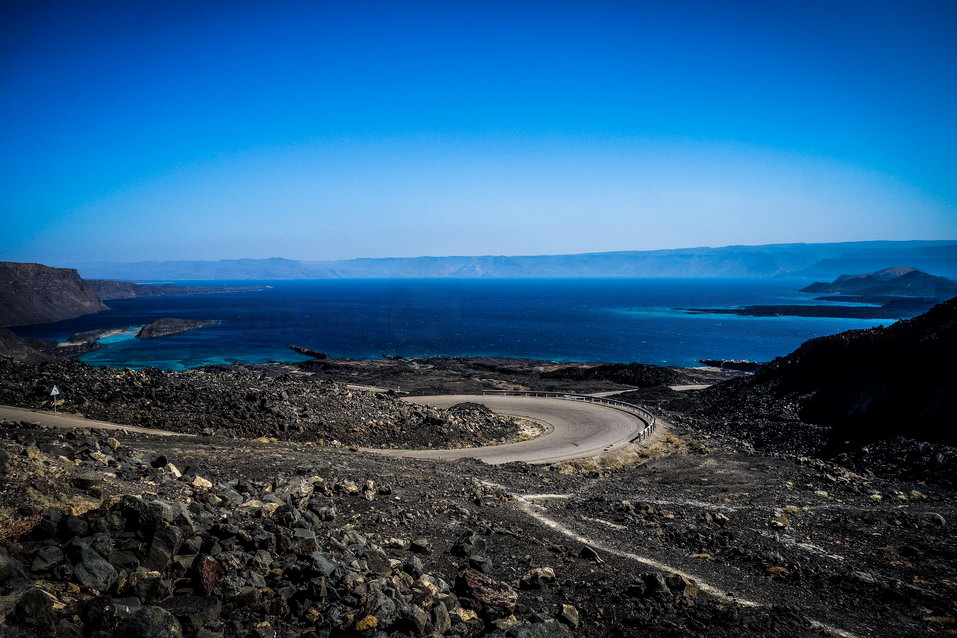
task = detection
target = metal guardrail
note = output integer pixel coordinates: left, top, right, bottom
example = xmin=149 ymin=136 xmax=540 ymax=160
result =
xmin=480 ymin=390 xmax=656 ymax=443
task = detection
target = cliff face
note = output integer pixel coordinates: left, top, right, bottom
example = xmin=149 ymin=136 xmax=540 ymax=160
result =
xmin=85 ymin=279 xmax=145 ymax=300
xmin=0 ymin=262 xmax=107 ymax=327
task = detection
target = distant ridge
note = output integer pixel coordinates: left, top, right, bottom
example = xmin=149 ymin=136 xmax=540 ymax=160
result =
xmin=72 ymin=240 xmax=957 ymax=281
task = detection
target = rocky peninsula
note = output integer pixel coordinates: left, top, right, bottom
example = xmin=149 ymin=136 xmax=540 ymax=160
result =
xmin=0 ymin=260 xmax=265 ymax=328
xmin=136 ymin=319 xmax=219 ymax=340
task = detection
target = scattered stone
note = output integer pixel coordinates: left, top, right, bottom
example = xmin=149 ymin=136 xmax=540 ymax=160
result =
xmin=410 ymin=537 xmax=433 ymax=554
xmin=520 ymin=566 xmax=556 ymax=589
xmin=665 ymin=573 xmax=700 ymax=598
xmin=559 ymin=603 xmax=580 ymax=628
xmin=192 ymin=476 xmax=214 ymax=489
xmin=355 ymin=614 xmax=378 ymax=631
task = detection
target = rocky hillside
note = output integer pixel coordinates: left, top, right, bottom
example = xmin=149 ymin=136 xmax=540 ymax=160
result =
xmin=692 ymin=296 xmax=957 ymax=461
xmin=0 ymin=359 xmax=523 ymax=449
xmin=0 ymin=262 xmax=107 ymax=327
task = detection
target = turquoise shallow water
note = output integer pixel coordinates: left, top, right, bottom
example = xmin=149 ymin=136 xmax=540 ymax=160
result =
xmin=13 ymin=278 xmax=888 ymax=370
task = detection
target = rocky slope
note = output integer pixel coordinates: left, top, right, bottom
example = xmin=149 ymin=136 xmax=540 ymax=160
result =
xmin=0 ymin=262 xmax=107 ymax=327
xmin=687 ymin=296 xmax=957 ymax=482
xmin=0 ymin=410 xmax=954 ymax=637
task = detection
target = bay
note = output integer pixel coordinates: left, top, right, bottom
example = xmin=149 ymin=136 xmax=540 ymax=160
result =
xmin=14 ymin=278 xmax=888 ymax=370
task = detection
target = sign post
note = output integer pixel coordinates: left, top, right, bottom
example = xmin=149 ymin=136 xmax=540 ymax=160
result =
xmin=50 ymin=385 xmax=60 ymax=413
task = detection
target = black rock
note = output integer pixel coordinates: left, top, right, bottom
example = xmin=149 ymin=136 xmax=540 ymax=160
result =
xmin=451 ymin=531 xmax=487 ymax=558
xmin=410 ymin=537 xmax=433 ymax=554
xmin=8 ymin=586 xmax=58 ymax=633
xmin=66 ymin=534 xmax=117 ymax=592
xmin=468 ymin=555 xmax=493 ymax=573
xmin=145 ymin=523 xmax=184 ymax=570
xmin=161 ymin=595 xmax=222 ymax=632
xmin=27 ymin=507 xmax=62 ymax=540
xmin=0 ymin=546 xmax=25 ymax=584
xmin=115 ymin=605 xmax=184 ymax=638
xmin=30 ymin=545 xmax=64 ymax=573
xmin=118 ymin=570 xmax=172 ymax=603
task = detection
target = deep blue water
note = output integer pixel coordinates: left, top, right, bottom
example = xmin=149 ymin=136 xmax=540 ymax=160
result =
xmin=13 ymin=278 xmax=888 ymax=370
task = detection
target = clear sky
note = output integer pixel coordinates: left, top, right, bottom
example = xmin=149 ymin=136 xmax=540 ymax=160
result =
xmin=2 ymin=0 xmax=956 ymax=264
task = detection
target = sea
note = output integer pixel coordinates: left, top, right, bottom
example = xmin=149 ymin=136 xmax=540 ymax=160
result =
xmin=13 ymin=278 xmax=888 ymax=371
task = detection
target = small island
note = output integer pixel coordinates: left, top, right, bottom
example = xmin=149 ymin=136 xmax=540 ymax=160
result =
xmin=684 ymin=267 xmax=956 ymax=319
xmin=685 ymin=297 xmax=937 ymax=319
xmin=136 ymin=318 xmax=218 ymax=339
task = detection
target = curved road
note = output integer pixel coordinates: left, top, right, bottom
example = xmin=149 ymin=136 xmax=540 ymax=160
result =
xmin=377 ymin=394 xmax=650 ymax=465
xmin=0 ymin=405 xmax=184 ymax=436
xmin=2 ymin=394 xmax=652 ymax=465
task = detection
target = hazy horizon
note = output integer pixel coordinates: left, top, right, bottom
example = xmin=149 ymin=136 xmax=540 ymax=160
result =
xmin=3 ymin=2 xmax=956 ymax=264
xmin=45 ymin=238 xmax=957 ymax=269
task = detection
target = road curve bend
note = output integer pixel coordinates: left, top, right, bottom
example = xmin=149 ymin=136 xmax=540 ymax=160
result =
xmin=375 ymin=394 xmax=650 ymax=465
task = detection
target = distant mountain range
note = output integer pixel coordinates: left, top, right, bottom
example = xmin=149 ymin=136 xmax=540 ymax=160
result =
xmin=72 ymin=240 xmax=957 ymax=281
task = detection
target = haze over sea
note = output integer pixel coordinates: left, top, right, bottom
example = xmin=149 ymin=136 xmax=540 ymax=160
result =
xmin=15 ymin=278 xmax=886 ymax=371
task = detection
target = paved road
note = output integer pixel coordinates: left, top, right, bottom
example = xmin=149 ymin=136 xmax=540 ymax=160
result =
xmin=376 ymin=394 xmax=650 ymax=465
xmin=0 ymin=405 xmax=184 ymax=436
xmin=2 ymin=393 xmax=653 ymax=465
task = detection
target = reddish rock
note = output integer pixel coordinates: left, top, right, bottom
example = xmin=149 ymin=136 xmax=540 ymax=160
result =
xmin=455 ymin=567 xmax=517 ymax=612
xmin=196 ymin=555 xmax=224 ymax=596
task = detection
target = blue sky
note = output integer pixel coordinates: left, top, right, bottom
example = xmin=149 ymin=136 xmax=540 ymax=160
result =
xmin=2 ymin=1 xmax=955 ymax=263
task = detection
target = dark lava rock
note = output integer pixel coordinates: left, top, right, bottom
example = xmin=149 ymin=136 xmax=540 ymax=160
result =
xmin=65 ymin=534 xmax=117 ymax=592
xmin=161 ymin=595 xmax=222 ymax=632
xmin=115 ymin=605 xmax=184 ymax=638
xmin=7 ymin=586 xmax=59 ymax=633
xmin=541 ymin=362 xmax=687 ymax=387
xmin=0 ymin=546 xmax=25 ymax=585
